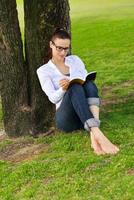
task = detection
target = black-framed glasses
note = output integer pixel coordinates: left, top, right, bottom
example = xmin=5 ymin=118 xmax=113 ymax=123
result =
xmin=51 ymin=41 xmax=69 ymax=53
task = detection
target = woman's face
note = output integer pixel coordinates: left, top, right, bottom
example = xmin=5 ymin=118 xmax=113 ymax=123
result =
xmin=50 ymin=38 xmax=70 ymax=61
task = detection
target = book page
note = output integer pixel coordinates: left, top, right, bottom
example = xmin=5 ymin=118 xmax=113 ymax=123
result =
xmin=69 ymin=78 xmax=85 ymax=85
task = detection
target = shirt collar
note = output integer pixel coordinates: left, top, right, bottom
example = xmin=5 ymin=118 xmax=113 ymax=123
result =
xmin=48 ymin=56 xmax=71 ymax=69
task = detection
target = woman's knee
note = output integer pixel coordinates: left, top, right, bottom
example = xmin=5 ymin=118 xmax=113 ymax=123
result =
xmin=83 ymin=81 xmax=99 ymax=97
xmin=68 ymin=83 xmax=83 ymax=93
xmin=84 ymin=80 xmax=98 ymax=90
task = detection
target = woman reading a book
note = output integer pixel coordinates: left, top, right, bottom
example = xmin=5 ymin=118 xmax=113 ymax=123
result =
xmin=37 ymin=28 xmax=119 ymax=155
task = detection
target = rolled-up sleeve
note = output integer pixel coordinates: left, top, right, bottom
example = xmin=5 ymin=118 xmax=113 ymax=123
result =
xmin=37 ymin=68 xmax=66 ymax=104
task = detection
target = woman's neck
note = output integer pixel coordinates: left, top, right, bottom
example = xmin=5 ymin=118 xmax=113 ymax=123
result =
xmin=51 ymin=57 xmax=65 ymax=66
xmin=51 ymin=56 xmax=69 ymax=74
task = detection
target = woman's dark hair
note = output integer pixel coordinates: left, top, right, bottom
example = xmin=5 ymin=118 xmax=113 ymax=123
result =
xmin=44 ymin=28 xmax=71 ymax=63
xmin=51 ymin=28 xmax=71 ymax=41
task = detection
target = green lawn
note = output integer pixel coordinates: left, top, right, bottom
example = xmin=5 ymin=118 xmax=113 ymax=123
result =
xmin=0 ymin=0 xmax=134 ymax=199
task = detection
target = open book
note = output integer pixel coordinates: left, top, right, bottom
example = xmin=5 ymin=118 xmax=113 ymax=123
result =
xmin=69 ymin=71 xmax=97 ymax=85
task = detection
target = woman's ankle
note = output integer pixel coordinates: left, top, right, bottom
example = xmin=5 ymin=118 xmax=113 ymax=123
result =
xmin=90 ymin=127 xmax=100 ymax=133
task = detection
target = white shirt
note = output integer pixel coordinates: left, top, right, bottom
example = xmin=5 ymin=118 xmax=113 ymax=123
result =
xmin=37 ymin=55 xmax=88 ymax=109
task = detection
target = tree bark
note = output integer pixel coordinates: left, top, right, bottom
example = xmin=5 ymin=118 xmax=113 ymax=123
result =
xmin=0 ymin=0 xmax=71 ymax=136
xmin=24 ymin=0 xmax=71 ymax=134
xmin=0 ymin=0 xmax=31 ymax=136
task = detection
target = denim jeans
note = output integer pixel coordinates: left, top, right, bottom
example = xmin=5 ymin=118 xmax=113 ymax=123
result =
xmin=55 ymin=80 xmax=101 ymax=132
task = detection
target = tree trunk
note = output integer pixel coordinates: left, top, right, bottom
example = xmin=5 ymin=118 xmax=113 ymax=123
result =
xmin=0 ymin=0 xmax=31 ymax=136
xmin=0 ymin=0 xmax=71 ymax=136
xmin=24 ymin=0 xmax=71 ymax=134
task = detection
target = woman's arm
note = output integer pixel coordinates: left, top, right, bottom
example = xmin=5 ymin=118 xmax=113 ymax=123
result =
xmin=37 ymin=68 xmax=66 ymax=104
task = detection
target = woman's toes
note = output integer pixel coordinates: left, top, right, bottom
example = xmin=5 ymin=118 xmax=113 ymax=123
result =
xmin=102 ymin=145 xmax=119 ymax=154
xmin=94 ymin=149 xmax=105 ymax=155
xmin=115 ymin=146 xmax=119 ymax=151
xmin=91 ymin=136 xmax=105 ymax=155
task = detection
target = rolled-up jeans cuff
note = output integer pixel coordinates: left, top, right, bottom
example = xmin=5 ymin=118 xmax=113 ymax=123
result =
xmin=84 ymin=118 xmax=100 ymax=131
xmin=87 ymin=97 xmax=101 ymax=107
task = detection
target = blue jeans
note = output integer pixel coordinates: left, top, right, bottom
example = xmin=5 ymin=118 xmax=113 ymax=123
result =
xmin=55 ymin=80 xmax=101 ymax=132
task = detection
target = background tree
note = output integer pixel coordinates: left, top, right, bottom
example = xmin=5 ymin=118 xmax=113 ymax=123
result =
xmin=0 ymin=0 xmax=71 ymax=136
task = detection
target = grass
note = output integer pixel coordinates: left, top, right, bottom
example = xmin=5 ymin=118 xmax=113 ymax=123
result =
xmin=0 ymin=0 xmax=134 ymax=199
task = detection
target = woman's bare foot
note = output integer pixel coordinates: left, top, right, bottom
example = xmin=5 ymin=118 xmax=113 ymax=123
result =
xmin=90 ymin=131 xmax=105 ymax=155
xmin=90 ymin=128 xmax=119 ymax=155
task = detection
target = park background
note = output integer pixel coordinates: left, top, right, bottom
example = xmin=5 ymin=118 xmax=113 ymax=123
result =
xmin=0 ymin=0 xmax=134 ymax=199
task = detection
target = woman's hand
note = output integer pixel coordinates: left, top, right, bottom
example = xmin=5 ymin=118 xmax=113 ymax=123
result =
xmin=59 ymin=79 xmax=70 ymax=91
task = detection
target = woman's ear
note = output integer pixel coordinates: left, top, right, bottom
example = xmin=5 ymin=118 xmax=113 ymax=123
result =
xmin=49 ymin=41 xmax=53 ymax=48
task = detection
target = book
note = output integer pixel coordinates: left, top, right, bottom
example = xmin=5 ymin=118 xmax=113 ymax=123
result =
xmin=69 ymin=71 xmax=97 ymax=85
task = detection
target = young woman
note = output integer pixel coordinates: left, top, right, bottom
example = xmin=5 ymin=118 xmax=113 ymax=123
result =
xmin=37 ymin=28 xmax=119 ymax=155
